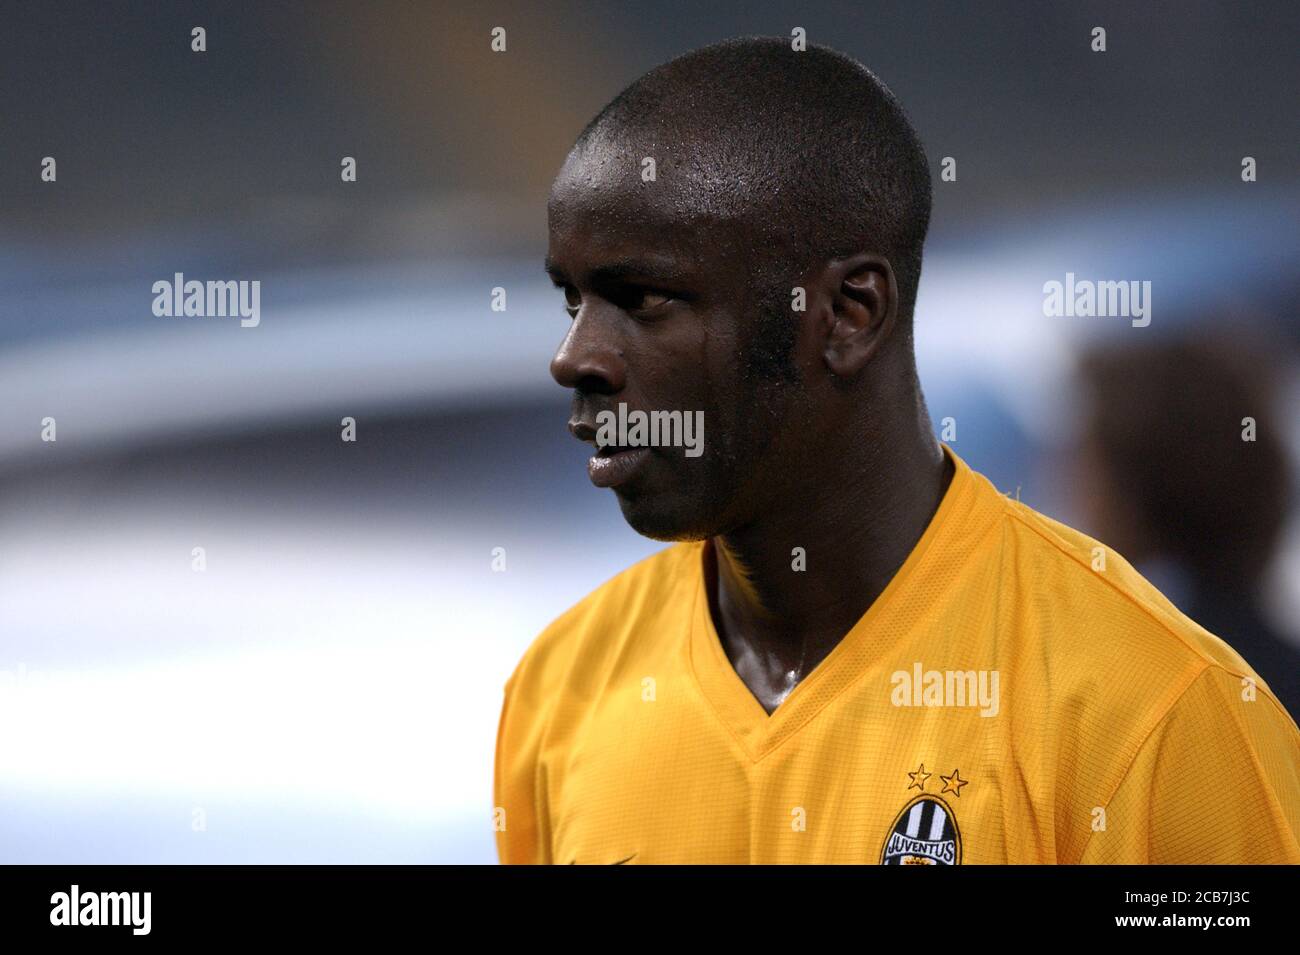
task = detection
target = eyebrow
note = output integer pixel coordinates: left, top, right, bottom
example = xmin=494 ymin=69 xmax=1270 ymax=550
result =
xmin=544 ymin=256 xmax=690 ymax=287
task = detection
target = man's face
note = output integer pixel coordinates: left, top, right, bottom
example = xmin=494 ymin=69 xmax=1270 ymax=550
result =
xmin=545 ymin=142 xmax=808 ymax=541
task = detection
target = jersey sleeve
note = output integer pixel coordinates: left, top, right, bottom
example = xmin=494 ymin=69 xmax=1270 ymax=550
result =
xmin=493 ymin=664 xmax=553 ymax=864
xmin=1079 ymin=664 xmax=1300 ymax=864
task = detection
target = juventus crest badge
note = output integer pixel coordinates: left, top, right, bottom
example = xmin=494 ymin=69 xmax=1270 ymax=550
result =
xmin=880 ymin=764 xmax=966 ymax=865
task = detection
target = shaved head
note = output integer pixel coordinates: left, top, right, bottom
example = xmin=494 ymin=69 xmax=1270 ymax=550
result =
xmin=547 ymin=37 xmax=937 ymax=540
xmin=567 ymin=36 xmax=932 ymax=368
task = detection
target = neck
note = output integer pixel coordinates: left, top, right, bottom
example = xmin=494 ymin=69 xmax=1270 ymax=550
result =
xmin=706 ymin=403 xmax=952 ymax=701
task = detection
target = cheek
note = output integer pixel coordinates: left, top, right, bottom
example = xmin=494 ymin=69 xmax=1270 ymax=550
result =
xmin=628 ymin=311 xmax=758 ymax=465
xmin=630 ymin=319 xmax=719 ymax=405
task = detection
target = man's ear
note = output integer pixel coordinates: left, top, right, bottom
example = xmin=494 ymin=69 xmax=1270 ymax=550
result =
xmin=819 ymin=253 xmax=898 ymax=378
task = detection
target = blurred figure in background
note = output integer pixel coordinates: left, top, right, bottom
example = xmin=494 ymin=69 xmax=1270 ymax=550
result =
xmin=1076 ymin=334 xmax=1300 ymax=719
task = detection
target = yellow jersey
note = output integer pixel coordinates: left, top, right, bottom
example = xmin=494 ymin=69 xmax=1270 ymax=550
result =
xmin=494 ymin=444 xmax=1300 ymax=863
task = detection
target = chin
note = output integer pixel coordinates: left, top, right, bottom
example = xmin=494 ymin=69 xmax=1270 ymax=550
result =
xmin=615 ymin=491 xmax=718 ymax=543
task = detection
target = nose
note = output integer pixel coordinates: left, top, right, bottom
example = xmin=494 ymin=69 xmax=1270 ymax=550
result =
xmin=549 ymin=309 xmax=626 ymax=394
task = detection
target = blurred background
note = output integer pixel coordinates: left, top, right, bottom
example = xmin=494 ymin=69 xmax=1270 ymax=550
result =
xmin=1 ymin=1 xmax=1297 ymax=863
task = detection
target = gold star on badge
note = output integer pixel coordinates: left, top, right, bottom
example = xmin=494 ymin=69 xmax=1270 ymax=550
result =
xmin=940 ymin=768 xmax=968 ymax=797
xmin=907 ymin=763 xmax=932 ymax=791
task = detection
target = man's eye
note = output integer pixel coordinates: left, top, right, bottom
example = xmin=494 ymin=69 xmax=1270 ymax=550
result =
xmin=558 ymin=285 xmax=675 ymax=318
xmin=611 ymin=288 xmax=673 ymax=313
xmin=562 ymin=286 xmax=581 ymax=315
xmin=636 ymin=291 xmax=672 ymax=311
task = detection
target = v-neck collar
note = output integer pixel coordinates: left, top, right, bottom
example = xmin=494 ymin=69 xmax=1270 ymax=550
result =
xmin=685 ymin=443 xmax=997 ymax=762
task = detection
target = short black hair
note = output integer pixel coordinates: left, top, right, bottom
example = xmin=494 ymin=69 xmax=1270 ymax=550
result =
xmin=575 ymin=36 xmax=933 ymax=333
xmin=1080 ymin=335 xmax=1292 ymax=585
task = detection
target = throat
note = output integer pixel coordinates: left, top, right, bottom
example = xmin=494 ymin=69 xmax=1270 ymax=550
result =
xmin=703 ymin=539 xmax=835 ymax=715
xmin=700 ymin=439 xmax=955 ymax=716
xmin=736 ymin=657 xmax=803 ymax=716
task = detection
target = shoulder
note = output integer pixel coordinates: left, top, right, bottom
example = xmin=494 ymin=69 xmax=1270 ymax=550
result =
xmin=969 ymin=486 xmax=1299 ymax=859
xmin=997 ymin=492 xmax=1266 ymax=683
xmin=988 ymin=489 xmax=1299 ymax=793
xmin=504 ymin=541 xmax=699 ymax=706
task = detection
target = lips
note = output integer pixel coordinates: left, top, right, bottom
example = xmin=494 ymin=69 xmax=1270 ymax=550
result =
xmin=567 ymin=417 xmax=652 ymax=488
xmin=587 ymin=446 xmax=651 ymax=488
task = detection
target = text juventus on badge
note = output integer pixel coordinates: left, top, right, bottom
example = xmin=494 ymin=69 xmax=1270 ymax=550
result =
xmin=880 ymin=794 xmax=962 ymax=865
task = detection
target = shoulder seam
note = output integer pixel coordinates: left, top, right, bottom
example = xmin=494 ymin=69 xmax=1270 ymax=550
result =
xmin=1001 ymin=503 xmax=1245 ymax=675
xmin=1005 ymin=501 xmax=1298 ymax=726
xmin=1073 ymin=663 xmax=1210 ymax=862
xmin=1075 ymin=663 xmax=1300 ymax=862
